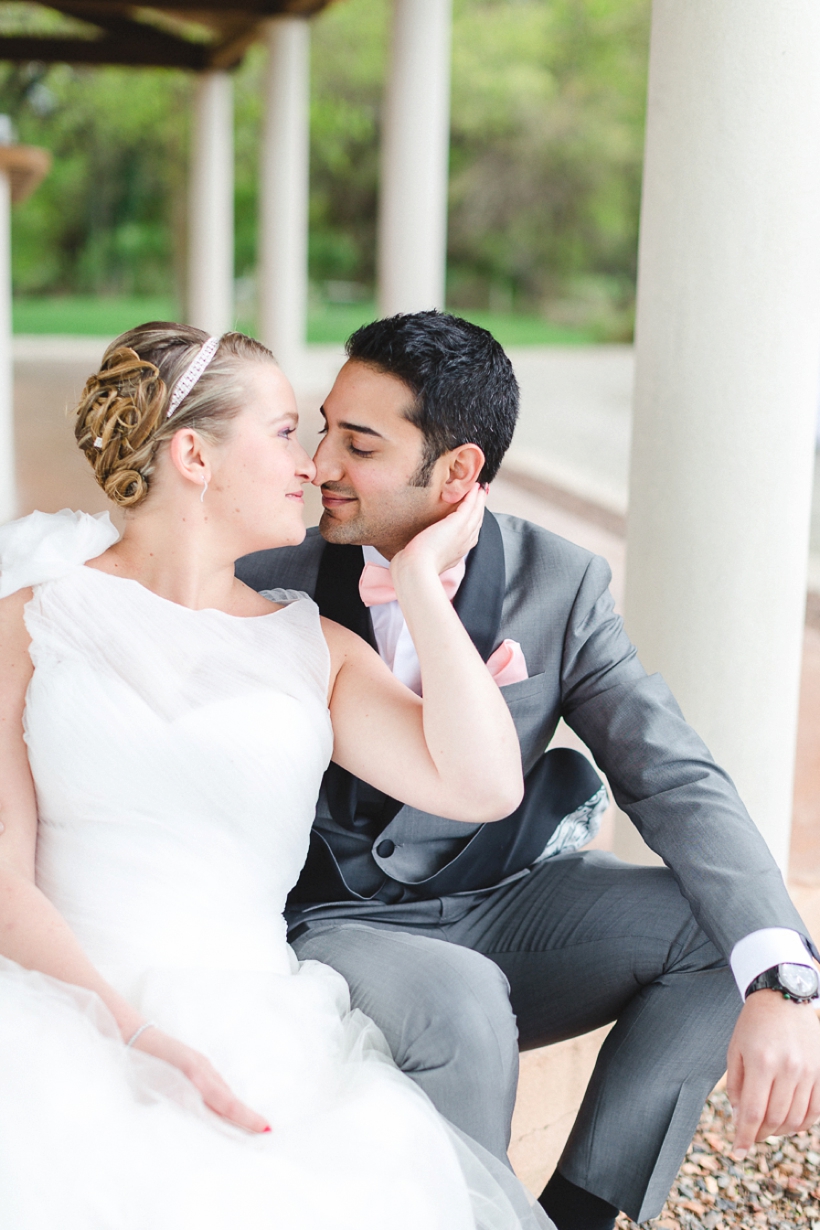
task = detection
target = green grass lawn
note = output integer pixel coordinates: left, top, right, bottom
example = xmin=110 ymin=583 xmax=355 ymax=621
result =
xmin=12 ymin=296 xmax=183 ymax=337
xmin=452 ymin=308 xmax=602 ymax=346
xmin=306 ymin=301 xmax=602 ymax=346
xmin=12 ymin=295 xmax=601 ymax=347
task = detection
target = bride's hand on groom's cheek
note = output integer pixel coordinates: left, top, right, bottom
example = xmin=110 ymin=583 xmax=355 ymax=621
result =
xmin=393 ymin=482 xmax=487 ymax=579
xmin=133 ymin=1028 xmax=272 ymax=1134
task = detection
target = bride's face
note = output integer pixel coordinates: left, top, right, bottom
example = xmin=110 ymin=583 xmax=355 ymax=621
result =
xmin=205 ymin=362 xmax=316 ymax=553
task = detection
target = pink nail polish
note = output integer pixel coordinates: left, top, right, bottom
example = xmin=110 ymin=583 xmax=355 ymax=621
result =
xmin=263 ymin=1125 xmax=272 ymax=1133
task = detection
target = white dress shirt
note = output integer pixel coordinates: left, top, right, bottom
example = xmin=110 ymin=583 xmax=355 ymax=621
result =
xmin=362 ymin=545 xmax=426 ymax=695
xmin=359 ymin=546 xmax=814 ymax=999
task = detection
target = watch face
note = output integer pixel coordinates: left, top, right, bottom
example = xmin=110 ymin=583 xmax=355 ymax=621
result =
xmin=780 ymin=963 xmax=819 ymax=998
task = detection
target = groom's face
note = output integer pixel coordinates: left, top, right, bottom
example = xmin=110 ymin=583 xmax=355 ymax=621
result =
xmin=313 ymin=360 xmax=448 ymax=558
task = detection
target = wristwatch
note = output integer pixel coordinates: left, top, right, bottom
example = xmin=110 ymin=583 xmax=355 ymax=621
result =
xmin=745 ymin=963 xmax=819 ymax=1004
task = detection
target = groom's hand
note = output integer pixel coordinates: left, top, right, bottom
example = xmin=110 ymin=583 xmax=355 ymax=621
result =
xmin=727 ymin=988 xmax=820 ymax=1157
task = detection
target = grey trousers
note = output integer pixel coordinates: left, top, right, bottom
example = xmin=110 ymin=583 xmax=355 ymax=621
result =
xmin=290 ymin=851 xmax=742 ymax=1223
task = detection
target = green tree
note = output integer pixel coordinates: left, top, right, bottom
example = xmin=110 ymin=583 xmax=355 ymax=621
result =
xmin=0 ymin=0 xmax=651 ymax=339
xmin=448 ymin=0 xmax=650 ymax=332
xmin=2 ymin=61 xmax=191 ymax=296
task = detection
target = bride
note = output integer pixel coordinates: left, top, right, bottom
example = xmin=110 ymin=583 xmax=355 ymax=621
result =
xmin=0 ymin=323 xmax=552 ymax=1229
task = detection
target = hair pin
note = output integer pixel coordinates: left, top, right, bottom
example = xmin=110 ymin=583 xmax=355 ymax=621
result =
xmin=93 ymin=437 xmax=103 ymax=450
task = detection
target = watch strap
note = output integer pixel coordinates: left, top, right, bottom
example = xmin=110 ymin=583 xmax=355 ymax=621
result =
xmin=745 ymin=964 xmax=818 ymax=1003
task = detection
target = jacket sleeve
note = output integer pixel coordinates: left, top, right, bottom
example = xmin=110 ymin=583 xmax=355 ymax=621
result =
xmin=561 ymin=553 xmax=813 ymax=962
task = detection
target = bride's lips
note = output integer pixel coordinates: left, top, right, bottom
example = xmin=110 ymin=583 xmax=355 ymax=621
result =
xmin=285 ymin=491 xmax=304 ymax=502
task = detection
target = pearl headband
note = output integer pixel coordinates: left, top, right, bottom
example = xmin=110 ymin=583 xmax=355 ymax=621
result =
xmin=166 ymin=336 xmax=220 ymax=418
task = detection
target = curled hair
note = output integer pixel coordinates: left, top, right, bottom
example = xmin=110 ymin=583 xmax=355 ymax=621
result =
xmin=75 ymin=322 xmax=275 ymax=508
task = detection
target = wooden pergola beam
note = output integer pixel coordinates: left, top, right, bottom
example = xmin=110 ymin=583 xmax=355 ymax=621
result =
xmin=51 ymin=2 xmax=261 ymax=68
xmin=0 ymin=1 xmax=332 ymax=70
xmin=54 ymin=1 xmax=313 ymax=11
xmin=0 ymin=34 xmax=211 ymax=70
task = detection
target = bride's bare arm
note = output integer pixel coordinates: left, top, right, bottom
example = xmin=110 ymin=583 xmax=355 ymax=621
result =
xmin=324 ymin=487 xmax=524 ymax=822
xmin=0 ymin=590 xmax=268 ymax=1134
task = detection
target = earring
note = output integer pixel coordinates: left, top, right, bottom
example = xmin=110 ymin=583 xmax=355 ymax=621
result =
xmin=200 ymin=479 xmax=208 ymax=503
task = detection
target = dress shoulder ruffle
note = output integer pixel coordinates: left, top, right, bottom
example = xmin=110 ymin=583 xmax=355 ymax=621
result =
xmin=259 ymin=587 xmax=311 ymax=605
xmin=0 ymin=509 xmax=119 ymax=599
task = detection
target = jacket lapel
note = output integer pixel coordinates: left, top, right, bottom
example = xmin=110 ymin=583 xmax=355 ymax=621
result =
xmin=453 ymin=509 xmax=506 ymax=662
xmin=314 ymin=542 xmax=376 ymax=648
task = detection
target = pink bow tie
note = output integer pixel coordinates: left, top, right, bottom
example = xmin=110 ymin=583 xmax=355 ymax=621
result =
xmin=359 ymin=558 xmax=467 ymax=607
xmin=358 ymin=559 xmax=529 ymax=687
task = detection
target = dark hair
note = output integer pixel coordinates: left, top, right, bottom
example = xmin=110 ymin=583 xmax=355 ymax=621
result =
xmin=345 ymin=310 xmax=518 ymax=484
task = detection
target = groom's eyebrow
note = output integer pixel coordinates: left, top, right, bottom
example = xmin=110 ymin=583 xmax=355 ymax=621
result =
xmin=319 ymin=406 xmax=385 ymax=439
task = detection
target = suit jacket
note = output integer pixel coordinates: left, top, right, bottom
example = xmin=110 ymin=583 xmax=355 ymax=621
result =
xmin=236 ymin=511 xmax=812 ymax=962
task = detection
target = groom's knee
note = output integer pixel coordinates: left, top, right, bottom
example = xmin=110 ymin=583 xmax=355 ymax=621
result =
xmin=292 ymin=923 xmax=518 ymax=1088
xmin=293 ymin=923 xmax=519 ymax=1157
xmin=400 ymin=941 xmax=519 ymax=1087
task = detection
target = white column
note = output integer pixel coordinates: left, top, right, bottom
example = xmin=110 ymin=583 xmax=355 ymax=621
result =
xmin=258 ymin=16 xmax=310 ymax=377
xmin=377 ymin=0 xmax=452 ymax=316
xmin=0 ymin=164 xmax=13 ymax=523
xmin=187 ymin=70 xmax=234 ymax=336
xmin=621 ymin=0 xmax=820 ymax=872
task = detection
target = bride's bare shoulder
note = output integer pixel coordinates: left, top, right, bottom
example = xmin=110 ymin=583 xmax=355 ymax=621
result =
xmin=0 ymin=586 xmax=33 ymax=624
xmin=318 ymin=616 xmax=376 ymax=703
xmin=83 ymin=547 xmax=120 ymax=575
xmin=0 ymin=588 xmax=34 ymax=690
xmin=318 ymin=616 xmax=371 ymax=660
xmin=318 ymin=616 xmax=393 ymax=694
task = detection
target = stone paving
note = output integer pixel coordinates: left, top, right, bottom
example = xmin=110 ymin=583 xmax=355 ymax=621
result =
xmin=616 ymin=1085 xmax=820 ymax=1230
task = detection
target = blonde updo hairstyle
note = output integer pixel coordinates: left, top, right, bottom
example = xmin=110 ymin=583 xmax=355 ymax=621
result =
xmin=75 ymin=322 xmax=276 ymax=508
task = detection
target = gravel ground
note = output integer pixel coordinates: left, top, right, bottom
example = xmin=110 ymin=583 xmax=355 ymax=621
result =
xmin=615 ymin=1088 xmax=820 ymax=1230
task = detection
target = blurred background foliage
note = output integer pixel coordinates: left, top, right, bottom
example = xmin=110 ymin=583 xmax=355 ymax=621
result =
xmin=0 ymin=0 xmax=650 ymax=341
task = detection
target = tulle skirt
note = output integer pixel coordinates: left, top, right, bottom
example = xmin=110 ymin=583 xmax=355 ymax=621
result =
xmin=0 ymin=956 xmax=549 ymax=1230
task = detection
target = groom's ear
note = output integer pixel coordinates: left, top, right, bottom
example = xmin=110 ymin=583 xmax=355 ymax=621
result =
xmin=439 ymin=444 xmax=486 ymax=505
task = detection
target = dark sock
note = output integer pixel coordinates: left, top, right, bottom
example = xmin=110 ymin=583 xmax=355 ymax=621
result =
xmin=537 ymin=1170 xmax=618 ymax=1230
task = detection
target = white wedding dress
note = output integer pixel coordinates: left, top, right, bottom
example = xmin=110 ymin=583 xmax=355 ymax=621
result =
xmin=0 ymin=510 xmax=551 ymax=1230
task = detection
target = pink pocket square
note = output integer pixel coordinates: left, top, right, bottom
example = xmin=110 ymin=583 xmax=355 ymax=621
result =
xmin=486 ymin=639 xmax=529 ymax=687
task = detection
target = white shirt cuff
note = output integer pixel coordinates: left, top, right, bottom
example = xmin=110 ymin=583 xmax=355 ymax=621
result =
xmin=730 ymin=927 xmax=818 ymax=1001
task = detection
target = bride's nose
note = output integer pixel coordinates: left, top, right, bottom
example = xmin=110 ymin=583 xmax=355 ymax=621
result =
xmin=294 ymin=439 xmax=316 ymax=485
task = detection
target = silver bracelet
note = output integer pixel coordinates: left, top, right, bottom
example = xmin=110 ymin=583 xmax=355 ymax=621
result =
xmin=125 ymin=1021 xmax=156 ymax=1049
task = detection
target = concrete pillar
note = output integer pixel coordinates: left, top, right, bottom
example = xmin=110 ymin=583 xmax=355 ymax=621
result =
xmin=0 ymin=165 xmax=13 ymax=523
xmin=377 ymin=0 xmax=452 ymax=316
xmin=188 ymin=70 xmax=234 ymax=336
xmin=621 ymin=0 xmax=820 ymax=872
xmin=258 ymin=16 xmax=310 ymax=377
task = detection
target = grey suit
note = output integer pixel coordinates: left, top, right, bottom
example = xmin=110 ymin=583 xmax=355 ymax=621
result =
xmin=236 ymin=513 xmax=812 ymax=1221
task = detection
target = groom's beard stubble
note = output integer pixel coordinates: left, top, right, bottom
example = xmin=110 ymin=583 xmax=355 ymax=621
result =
xmin=318 ymin=483 xmax=438 ymax=554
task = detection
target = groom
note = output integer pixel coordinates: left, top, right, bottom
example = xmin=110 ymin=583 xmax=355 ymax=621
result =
xmin=236 ymin=311 xmax=820 ymax=1229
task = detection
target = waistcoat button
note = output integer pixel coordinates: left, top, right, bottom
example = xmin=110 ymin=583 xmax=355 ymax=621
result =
xmin=376 ymin=839 xmax=395 ymax=858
